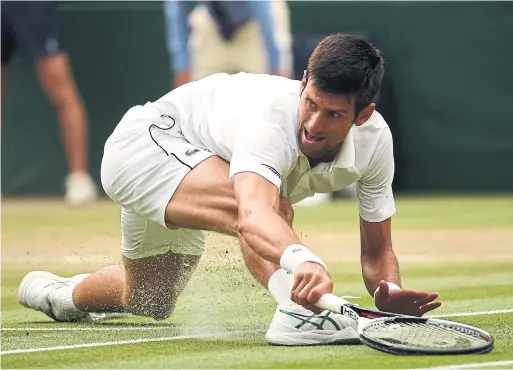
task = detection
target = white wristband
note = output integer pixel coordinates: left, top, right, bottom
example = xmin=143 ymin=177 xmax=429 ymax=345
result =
xmin=373 ymin=281 xmax=401 ymax=300
xmin=280 ymin=244 xmax=327 ymax=274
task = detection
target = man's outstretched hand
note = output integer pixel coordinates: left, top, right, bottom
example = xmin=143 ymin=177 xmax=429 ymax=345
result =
xmin=374 ymin=280 xmax=442 ymax=317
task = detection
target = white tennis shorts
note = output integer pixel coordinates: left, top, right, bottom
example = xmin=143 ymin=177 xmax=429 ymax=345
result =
xmin=101 ymin=104 xmax=214 ymax=259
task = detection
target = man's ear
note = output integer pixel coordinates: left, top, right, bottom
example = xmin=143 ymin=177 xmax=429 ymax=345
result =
xmin=355 ymin=103 xmax=375 ymax=126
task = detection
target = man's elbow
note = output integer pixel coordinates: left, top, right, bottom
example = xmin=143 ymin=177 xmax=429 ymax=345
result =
xmin=236 ymin=207 xmax=253 ymax=238
xmin=236 ymin=203 xmax=268 ymax=238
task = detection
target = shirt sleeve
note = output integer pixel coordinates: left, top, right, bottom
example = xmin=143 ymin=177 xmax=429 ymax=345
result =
xmin=356 ymin=127 xmax=397 ymax=222
xmin=229 ymin=107 xmax=293 ymax=188
xmin=163 ymin=1 xmax=192 ymax=73
xmin=248 ymin=0 xmax=280 ymax=72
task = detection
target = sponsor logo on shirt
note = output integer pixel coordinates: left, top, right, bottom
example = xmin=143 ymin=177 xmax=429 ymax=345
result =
xmin=185 ymin=149 xmax=200 ymax=156
xmin=261 ymin=164 xmax=282 ymax=179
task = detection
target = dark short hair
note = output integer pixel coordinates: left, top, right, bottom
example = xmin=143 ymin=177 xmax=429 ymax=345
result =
xmin=306 ymin=33 xmax=385 ymax=115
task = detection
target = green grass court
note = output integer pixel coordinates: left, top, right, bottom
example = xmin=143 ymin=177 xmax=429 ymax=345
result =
xmin=2 ymin=196 xmax=513 ymax=368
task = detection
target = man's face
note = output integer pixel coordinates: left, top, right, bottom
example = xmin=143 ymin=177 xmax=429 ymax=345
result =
xmin=297 ymin=74 xmax=375 ymax=162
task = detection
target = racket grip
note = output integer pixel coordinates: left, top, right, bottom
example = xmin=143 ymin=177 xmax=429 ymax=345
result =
xmin=316 ymin=293 xmax=351 ymax=314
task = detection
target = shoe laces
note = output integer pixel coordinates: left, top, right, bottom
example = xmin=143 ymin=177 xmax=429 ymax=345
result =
xmin=43 ymin=279 xmax=74 ymax=290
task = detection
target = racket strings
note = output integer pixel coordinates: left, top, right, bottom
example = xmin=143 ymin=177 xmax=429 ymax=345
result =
xmin=363 ymin=321 xmax=486 ymax=349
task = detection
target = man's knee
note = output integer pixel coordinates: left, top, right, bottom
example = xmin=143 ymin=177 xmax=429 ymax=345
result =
xmin=121 ymin=251 xmax=200 ymax=321
xmin=122 ymin=289 xmax=177 ymax=321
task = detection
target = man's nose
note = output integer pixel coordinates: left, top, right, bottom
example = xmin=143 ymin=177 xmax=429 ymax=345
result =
xmin=306 ymin=113 xmax=324 ymax=136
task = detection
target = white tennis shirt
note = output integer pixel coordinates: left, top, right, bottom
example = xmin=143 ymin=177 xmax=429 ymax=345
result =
xmin=151 ymin=72 xmax=396 ymax=222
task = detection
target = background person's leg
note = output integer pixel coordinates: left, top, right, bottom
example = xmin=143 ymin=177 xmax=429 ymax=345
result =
xmin=229 ymin=20 xmax=266 ymax=74
xmin=189 ymin=4 xmax=231 ymax=81
xmin=1 ymin=6 xmax=18 ymax=128
xmin=35 ymin=53 xmax=89 ymax=177
xmin=35 ymin=54 xmax=97 ymax=207
xmin=7 ymin=1 xmax=97 ymax=205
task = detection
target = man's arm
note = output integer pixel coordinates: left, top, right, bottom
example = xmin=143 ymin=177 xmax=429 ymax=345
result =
xmin=234 ymin=172 xmax=297 ymax=263
xmin=360 ymin=217 xmax=401 ymax=296
xmin=360 ymin=216 xmax=441 ymax=316
xmin=234 ymin=172 xmax=332 ymax=311
xmin=357 ymin=127 xmax=440 ymax=316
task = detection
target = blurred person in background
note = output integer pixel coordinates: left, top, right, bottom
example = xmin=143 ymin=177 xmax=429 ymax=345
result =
xmin=1 ymin=1 xmax=97 ymax=206
xmin=163 ymin=0 xmax=293 ymax=88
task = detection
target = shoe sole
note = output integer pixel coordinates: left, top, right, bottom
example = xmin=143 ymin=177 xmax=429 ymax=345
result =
xmin=265 ymin=327 xmax=360 ymax=346
xmin=18 ymin=271 xmax=59 ymax=308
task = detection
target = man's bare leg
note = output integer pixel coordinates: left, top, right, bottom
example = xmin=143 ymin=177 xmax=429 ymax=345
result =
xmin=166 ymin=156 xmax=295 ymax=302
xmin=68 ymin=157 xmax=240 ymax=318
xmin=18 ymin=156 xmax=292 ymax=320
xmin=73 ymin=253 xmax=200 ymax=320
xmin=71 ymin=156 xmax=292 ymax=317
xmin=73 ymin=265 xmax=125 ymax=312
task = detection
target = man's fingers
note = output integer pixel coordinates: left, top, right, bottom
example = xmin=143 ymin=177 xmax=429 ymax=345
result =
xmin=419 ymin=301 xmax=442 ymax=315
xmin=378 ymin=280 xmax=389 ymax=295
xmin=291 ymin=278 xmax=308 ymax=304
xmin=303 ymin=282 xmax=326 ymax=314
xmin=414 ymin=293 xmax=439 ymax=307
xmin=304 ymin=303 xmax=323 ymax=314
xmin=291 ymin=275 xmax=302 ymax=292
xmin=296 ymin=280 xmax=318 ymax=307
xmin=395 ymin=289 xmax=432 ymax=301
xmin=294 ymin=282 xmax=324 ymax=313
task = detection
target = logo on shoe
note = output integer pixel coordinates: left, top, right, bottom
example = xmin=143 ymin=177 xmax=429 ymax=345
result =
xmin=185 ymin=149 xmax=200 ymax=156
xmin=279 ymin=309 xmax=341 ymax=330
xmin=292 ymin=248 xmax=302 ymax=253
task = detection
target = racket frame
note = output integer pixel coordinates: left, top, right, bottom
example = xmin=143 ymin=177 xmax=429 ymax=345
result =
xmin=316 ymin=293 xmax=494 ymax=355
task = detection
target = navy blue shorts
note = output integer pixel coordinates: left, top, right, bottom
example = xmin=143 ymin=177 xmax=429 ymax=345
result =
xmin=1 ymin=1 xmax=63 ymax=65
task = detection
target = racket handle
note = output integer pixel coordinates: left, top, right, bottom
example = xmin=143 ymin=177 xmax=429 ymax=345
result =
xmin=316 ymin=293 xmax=351 ymax=314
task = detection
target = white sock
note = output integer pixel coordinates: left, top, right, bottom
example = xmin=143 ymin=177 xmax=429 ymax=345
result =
xmin=268 ymin=268 xmax=294 ymax=305
xmin=51 ymin=282 xmax=85 ymax=321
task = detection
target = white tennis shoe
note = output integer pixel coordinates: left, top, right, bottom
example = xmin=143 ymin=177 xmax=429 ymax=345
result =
xmin=18 ymin=271 xmax=127 ymax=322
xmin=265 ymin=301 xmax=360 ymax=346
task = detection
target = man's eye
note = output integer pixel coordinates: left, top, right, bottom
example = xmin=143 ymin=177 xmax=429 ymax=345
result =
xmin=307 ymin=99 xmax=315 ymax=107
xmin=331 ymin=112 xmax=341 ymax=118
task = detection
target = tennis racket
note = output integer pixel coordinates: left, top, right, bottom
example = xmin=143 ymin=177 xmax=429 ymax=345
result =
xmin=316 ymin=293 xmax=494 ymax=355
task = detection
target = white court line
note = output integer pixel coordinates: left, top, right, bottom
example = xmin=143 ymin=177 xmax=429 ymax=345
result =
xmin=421 ymin=360 xmax=513 ymax=369
xmin=1 ymin=326 xmax=196 ymax=331
xmin=1 ymin=308 xmax=511 ymax=355
xmin=0 ymin=329 xmax=264 ymax=355
xmin=2 ymin=307 xmax=512 ymax=333
xmin=430 ymin=308 xmax=513 ymax=318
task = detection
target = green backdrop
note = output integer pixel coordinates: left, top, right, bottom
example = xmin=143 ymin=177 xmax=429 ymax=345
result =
xmin=2 ymin=1 xmax=512 ymax=195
